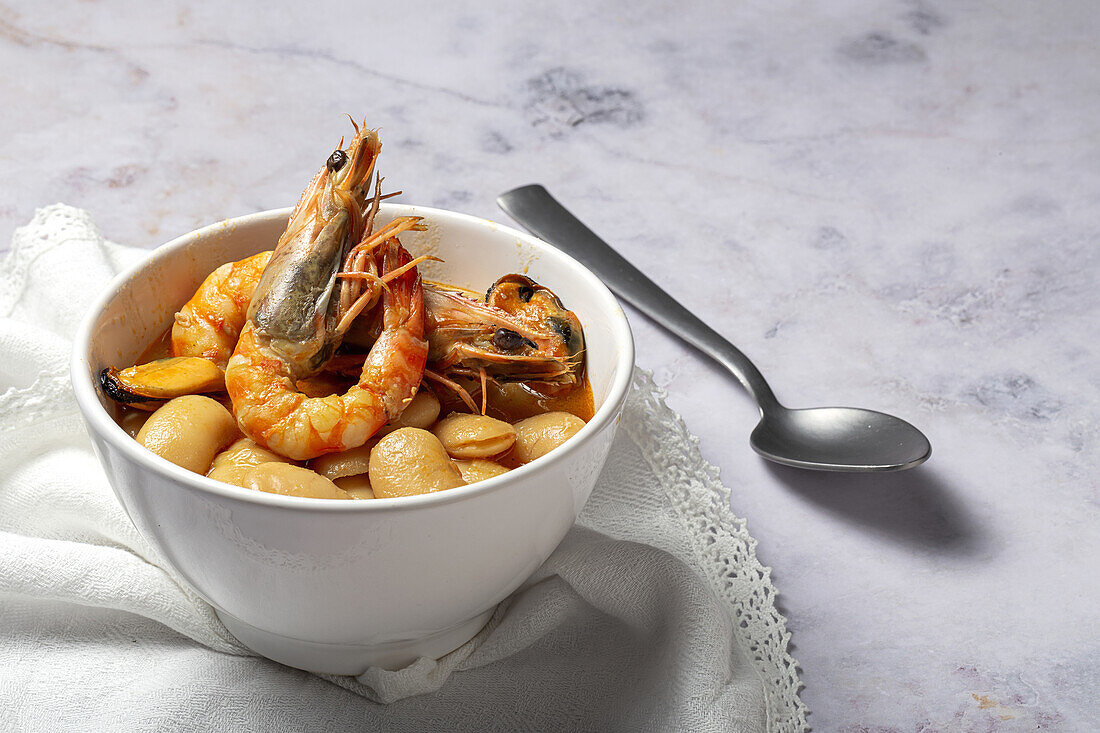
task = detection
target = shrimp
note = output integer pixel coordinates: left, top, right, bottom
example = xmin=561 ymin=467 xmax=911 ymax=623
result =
xmin=424 ymin=274 xmax=585 ymax=385
xmin=98 ymin=251 xmax=273 ymax=406
xmin=171 ymin=250 xmax=273 ymax=367
xmin=227 ymin=238 xmax=427 ymax=459
xmin=224 ymin=122 xmax=429 ymax=459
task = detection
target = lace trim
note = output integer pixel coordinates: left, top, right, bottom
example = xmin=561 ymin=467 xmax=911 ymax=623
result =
xmin=0 ymin=204 xmax=105 ymax=318
xmin=621 ymin=370 xmax=809 ymax=732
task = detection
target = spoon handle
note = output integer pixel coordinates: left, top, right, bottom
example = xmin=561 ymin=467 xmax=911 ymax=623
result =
xmin=497 ymin=184 xmax=779 ymax=412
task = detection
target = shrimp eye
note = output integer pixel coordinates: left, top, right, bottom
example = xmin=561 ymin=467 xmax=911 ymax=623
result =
xmin=492 ymin=328 xmax=534 ymax=352
xmin=327 ymin=149 xmax=348 ymax=172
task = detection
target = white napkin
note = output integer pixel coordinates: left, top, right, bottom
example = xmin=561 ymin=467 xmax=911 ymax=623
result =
xmin=0 ymin=205 xmax=807 ymax=732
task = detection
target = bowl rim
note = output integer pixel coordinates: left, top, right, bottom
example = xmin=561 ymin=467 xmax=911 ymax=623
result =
xmin=71 ymin=204 xmax=635 ymax=513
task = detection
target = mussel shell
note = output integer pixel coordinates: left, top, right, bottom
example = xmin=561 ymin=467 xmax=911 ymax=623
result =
xmin=100 ymin=368 xmax=162 ymax=405
xmin=99 ymin=357 xmax=225 ymax=405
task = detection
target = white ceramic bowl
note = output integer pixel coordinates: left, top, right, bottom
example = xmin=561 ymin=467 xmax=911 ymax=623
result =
xmin=70 ymin=205 xmax=634 ymax=675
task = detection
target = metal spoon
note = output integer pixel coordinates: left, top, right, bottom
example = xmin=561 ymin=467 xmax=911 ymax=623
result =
xmin=497 ymin=184 xmax=931 ymax=472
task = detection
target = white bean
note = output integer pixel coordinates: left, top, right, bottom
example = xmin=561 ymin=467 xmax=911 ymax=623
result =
xmin=369 ymin=427 xmax=465 ymax=499
xmin=431 ymin=414 xmax=516 ymax=459
xmin=376 ymin=391 xmax=441 ymax=437
xmin=210 ymin=437 xmax=292 ymax=474
xmin=511 ymin=412 xmax=586 ymax=464
xmin=308 ymin=442 xmax=375 ymax=480
xmin=334 ymin=473 xmax=375 ymax=499
xmin=137 ymin=395 xmax=239 ymax=474
xmin=453 ymin=459 xmax=510 ymax=485
xmin=239 ymin=463 xmax=351 ymax=500
xmin=396 ymin=391 xmax=442 ymax=429
xmin=487 ymin=381 xmax=545 ymax=418
xmin=206 ymin=464 xmax=252 ymax=488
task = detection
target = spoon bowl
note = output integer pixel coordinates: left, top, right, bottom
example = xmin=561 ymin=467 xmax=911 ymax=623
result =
xmin=750 ymin=407 xmax=931 ymax=472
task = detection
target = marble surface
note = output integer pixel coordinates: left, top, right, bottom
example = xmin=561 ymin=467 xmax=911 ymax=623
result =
xmin=3 ymin=0 xmax=1098 ymax=729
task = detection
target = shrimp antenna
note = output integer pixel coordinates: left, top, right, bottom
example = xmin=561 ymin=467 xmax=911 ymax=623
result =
xmin=424 ymin=369 xmax=480 ymax=413
xmin=380 ymin=255 xmax=441 ymax=284
xmin=479 ymin=367 xmax=488 ymax=415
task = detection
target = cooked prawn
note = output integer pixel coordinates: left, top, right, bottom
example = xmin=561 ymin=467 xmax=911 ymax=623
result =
xmin=171 ymin=250 xmax=273 ymax=368
xmin=224 ymin=122 xmax=429 ymax=459
xmin=424 ymin=274 xmax=585 ymax=385
xmin=227 ymin=238 xmax=427 ymax=459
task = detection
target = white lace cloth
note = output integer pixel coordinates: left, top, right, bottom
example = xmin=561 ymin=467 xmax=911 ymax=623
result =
xmin=0 ymin=205 xmax=808 ymax=732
